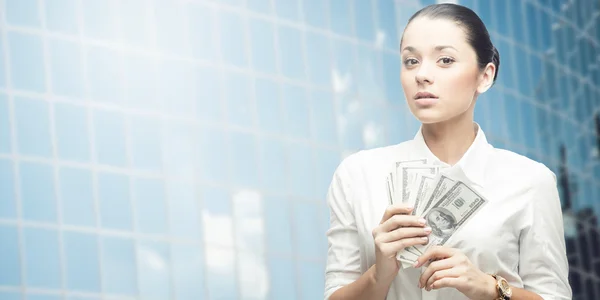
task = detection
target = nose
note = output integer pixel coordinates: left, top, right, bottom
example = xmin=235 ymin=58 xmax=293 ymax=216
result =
xmin=415 ymin=63 xmax=433 ymax=84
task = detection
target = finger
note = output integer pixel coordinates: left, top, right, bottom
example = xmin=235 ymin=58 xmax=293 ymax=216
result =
xmin=377 ymin=226 xmax=432 ymax=243
xmin=415 ymin=246 xmax=458 ymax=268
xmin=418 ymin=257 xmax=457 ymax=288
xmin=425 ymin=267 xmax=462 ymax=290
xmin=381 ymin=236 xmax=430 ymax=255
xmin=380 ymin=214 xmax=427 ymax=233
xmin=379 ymin=204 xmax=414 ymax=224
xmin=428 ymin=277 xmax=464 ymax=291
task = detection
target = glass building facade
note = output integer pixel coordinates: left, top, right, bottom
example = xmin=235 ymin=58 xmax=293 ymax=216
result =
xmin=0 ymin=0 xmax=598 ymax=299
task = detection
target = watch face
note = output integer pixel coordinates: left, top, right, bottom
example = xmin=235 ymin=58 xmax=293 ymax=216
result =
xmin=499 ymin=278 xmax=512 ymax=296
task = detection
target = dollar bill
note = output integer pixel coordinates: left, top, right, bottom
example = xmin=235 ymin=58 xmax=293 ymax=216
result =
xmin=410 ymin=180 xmax=488 ymax=254
xmin=394 ymin=159 xmax=428 ymax=203
xmin=401 ymin=165 xmax=439 ymax=206
xmin=407 ymin=173 xmax=437 ymax=217
xmin=413 ymin=174 xmax=456 ymax=217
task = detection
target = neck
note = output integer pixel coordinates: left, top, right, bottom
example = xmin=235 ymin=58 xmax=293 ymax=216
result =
xmin=421 ymin=114 xmax=476 ymax=166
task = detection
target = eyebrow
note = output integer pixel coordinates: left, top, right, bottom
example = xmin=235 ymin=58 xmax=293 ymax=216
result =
xmin=401 ymin=45 xmax=458 ymax=52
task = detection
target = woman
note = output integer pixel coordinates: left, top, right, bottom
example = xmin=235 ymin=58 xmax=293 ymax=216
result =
xmin=324 ymin=3 xmax=571 ymax=300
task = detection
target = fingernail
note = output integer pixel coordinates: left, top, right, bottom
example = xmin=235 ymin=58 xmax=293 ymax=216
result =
xmin=418 ymin=218 xmax=426 ymax=225
xmin=421 ymin=236 xmax=428 ymax=242
xmin=413 ymin=260 xmax=419 ymax=267
xmin=424 ymin=226 xmax=432 ymax=233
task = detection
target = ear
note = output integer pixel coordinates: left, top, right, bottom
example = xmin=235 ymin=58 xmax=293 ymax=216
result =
xmin=476 ymin=62 xmax=496 ymax=94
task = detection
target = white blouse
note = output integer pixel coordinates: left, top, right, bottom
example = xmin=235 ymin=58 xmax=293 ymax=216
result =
xmin=324 ymin=124 xmax=572 ymax=300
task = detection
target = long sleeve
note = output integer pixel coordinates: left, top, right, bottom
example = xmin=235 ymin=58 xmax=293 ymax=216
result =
xmin=517 ymin=166 xmax=572 ymax=299
xmin=324 ymin=158 xmax=362 ymax=299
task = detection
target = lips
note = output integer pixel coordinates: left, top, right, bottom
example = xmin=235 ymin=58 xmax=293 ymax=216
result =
xmin=414 ymin=92 xmax=438 ymax=100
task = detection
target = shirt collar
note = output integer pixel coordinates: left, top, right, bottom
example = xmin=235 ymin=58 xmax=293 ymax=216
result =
xmin=412 ymin=122 xmax=491 ymax=188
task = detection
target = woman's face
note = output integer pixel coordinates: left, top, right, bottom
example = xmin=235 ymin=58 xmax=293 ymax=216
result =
xmin=400 ymin=17 xmax=493 ymax=124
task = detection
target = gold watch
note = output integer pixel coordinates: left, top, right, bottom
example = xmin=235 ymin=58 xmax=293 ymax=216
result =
xmin=490 ymin=274 xmax=512 ymax=300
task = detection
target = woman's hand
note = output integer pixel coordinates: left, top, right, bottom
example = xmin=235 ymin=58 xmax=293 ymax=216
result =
xmin=371 ymin=204 xmax=431 ymax=284
xmin=415 ymin=246 xmax=498 ymax=299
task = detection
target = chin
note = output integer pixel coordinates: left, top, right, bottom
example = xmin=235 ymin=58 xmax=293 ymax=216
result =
xmin=410 ymin=110 xmax=449 ymax=124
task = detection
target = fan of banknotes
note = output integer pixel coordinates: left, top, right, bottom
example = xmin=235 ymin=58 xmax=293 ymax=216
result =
xmin=385 ymin=159 xmax=489 ymax=269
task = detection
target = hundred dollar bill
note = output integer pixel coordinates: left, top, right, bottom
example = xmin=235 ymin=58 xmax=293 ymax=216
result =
xmin=394 ymin=159 xmax=428 ymax=203
xmin=407 ymin=173 xmax=437 ymax=217
xmin=411 ymin=181 xmax=488 ymax=254
xmin=413 ymin=173 xmax=456 ymax=217
xmin=400 ymin=165 xmax=439 ymax=205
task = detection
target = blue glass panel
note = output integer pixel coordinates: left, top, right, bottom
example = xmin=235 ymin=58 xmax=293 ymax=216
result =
xmin=0 ymin=291 xmax=20 ymax=300
xmin=287 ymin=142 xmax=314 ymax=199
xmin=0 ymin=225 xmax=20 ymax=286
xmin=20 ymin=162 xmax=56 ymax=223
xmin=14 ymin=97 xmax=52 ymax=158
xmin=382 ymin=52 xmax=402 ymax=104
xmin=495 ymin=40 xmax=515 ymax=90
xmin=8 ymin=32 xmax=46 ymax=92
xmin=49 ymin=38 xmax=84 ymax=98
xmin=224 ymin=71 xmax=254 ymax=128
xmin=205 ymin=247 xmax=237 ymax=300
xmin=196 ymin=66 xmax=224 ymax=122
xmin=171 ymin=243 xmax=205 ymax=299
xmin=247 ymin=0 xmax=272 ymax=14
xmin=230 ymin=131 xmax=259 ymax=188
xmin=376 ymin=0 xmax=399 ymax=49
xmin=331 ymin=39 xmax=357 ymax=96
xmin=525 ymin=2 xmax=540 ymax=52
xmin=198 ymin=126 xmax=228 ymax=183
xmin=5 ymin=0 xmax=40 ymax=27
xmin=274 ymin=0 xmax=300 ymax=21
xmin=154 ymin=1 xmax=188 ymax=56
xmin=202 ymin=186 xmax=233 ymax=246
xmin=167 ymin=180 xmax=202 ymax=239
xmin=302 ymin=0 xmax=326 ymax=29
xmin=353 ymin=0 xmax=375 ymax=42
xmin=304 ymin=31 xmax=331 ymax=86
xmin=298 ymin=261 xmax=324 ymax=300
xmin=122 ymin=53 xmax=159 ymax=111
xmin=314 ymin=148 xmax=340 ymax=200
xmin=282 ymin=84 xmax=310 ymax=139
xmin=520 ymin=100 xmax=538 ymax=152
xmin=23 ymin=228 xmax=61 ymax=288
xmin=129 ymin=115 xmax=162 ymax=171
xmin=0 ymin=159 xmax=16 ymax=219
xmin=118 ymin=0 xmax=152 ymax=47
xmin=329 ymin=1 xmax=352 ymax=36
xmin=186 ymin=3 xmax=217 ymax=60
xmin=476 ymin=0 xmax=493 ymax=30
xmin=219 ymin=10 xmax=247 ymax=67
xmin=98 ymin=172 xmax=132 ymax=230
xmin=263 ymin=196 xmax=292 ymax=254
xmin=249 ymin=18 xmax=277 ymax=74
xmin=278 ymin=25 xmax=306 ymax=80
xmin=0 ymin=38 xmax=5 ymax=88
xmin=27 ymin=295 xmax=62 ymax=300
xmin=515 ymin=47 xmax=532 ymax=96
xmin=293 ymin=201 xmax=323 ymax=258
xmin=260 ymin=138 xmax=286 ymax=192
xmin=507 ymin=0 xmax=526 ymax=44
xmin=54 ymin=103 xmax=89 ymax=162
xmin=63 ymin=231 xmax=100 ymax=292
xmin=162 ymin=121 xmax=197 ymax=179
xmin=268 ymin=257 xmax=297 ymax=299
xmin=82 ymin=1 xmax=115 ymax=40
xmin=93 ymin=110 xmax=127 ymax=167
xmin=504 ymin=97 xmax=522 ymax=145
xmin=387 ymin=107 xmax=413 ymax=145
xmin=0 ymin=94 xmax=10 ymax=153
xmin=100 ymin=236 xmax=137 ymax=295
xmin=133 ymin=178 xmax=167 ymax=234
xmin=310 ymin=90 xmax=337 ymax=145
xmin=255 ymin=78 xmax=282 ymax=134
xmin=492 ymin=1 xmax=510 ymax=36
xmin=59 ymin=167 xmax=95 ymax=227
xmin=137 ymin=241 xmax=170 ymax=299
xmin=539 ymin=11 xmax=552 ymax=50
xmin=156 ymin=60 xmax=195 ymax=118
xmin=86 ymin=47 xmax=123 ymax=105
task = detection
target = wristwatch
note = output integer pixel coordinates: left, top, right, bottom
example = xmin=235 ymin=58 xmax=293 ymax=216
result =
xmin=491 ymin=274 xmax=512 ymax=300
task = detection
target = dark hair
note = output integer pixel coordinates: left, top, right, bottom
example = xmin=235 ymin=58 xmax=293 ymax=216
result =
xmin=402 ymin=3 xmax=500 ymax=84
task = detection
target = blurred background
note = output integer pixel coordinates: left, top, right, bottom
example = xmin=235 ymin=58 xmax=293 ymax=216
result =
xmin=0 ymin=0 xmax=598 ymax=299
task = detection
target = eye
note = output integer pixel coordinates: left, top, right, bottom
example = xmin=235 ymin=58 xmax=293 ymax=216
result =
xmin=403 ymin=58 xmax=419 ymax=67
xmin=438 ymin=57 xmax=455 ymax=65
